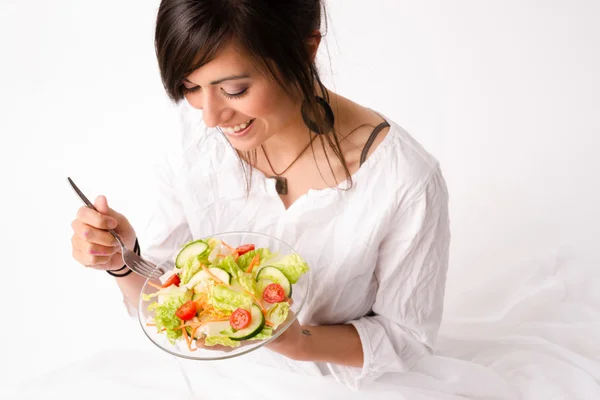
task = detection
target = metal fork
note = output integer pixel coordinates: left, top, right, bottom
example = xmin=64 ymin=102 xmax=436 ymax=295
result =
xmin=67 ymin=177 xmax=164 ymax=280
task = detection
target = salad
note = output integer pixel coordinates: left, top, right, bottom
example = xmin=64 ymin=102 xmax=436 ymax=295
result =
xmin=143 ymin=237 xmax=309 ymax=351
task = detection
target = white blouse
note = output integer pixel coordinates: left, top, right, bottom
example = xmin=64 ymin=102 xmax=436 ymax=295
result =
xmin=134 ymin=102 xmax=451 ymax=392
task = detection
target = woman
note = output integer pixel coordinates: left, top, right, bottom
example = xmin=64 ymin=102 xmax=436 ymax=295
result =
xmin=70 ymin=0 xmax=450 ymax=397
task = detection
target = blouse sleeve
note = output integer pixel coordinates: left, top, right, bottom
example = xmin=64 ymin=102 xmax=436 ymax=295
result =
xmin=328 ymin=165 xmax=451 ymax=390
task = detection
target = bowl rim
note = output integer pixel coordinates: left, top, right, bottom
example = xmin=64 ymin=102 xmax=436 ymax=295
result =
xmin=136 ymin=230 xmax=312 ymax=361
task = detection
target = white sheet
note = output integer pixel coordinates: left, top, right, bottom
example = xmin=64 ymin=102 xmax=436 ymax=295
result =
xmin=11 ymin=247 xmax=599 ymax=399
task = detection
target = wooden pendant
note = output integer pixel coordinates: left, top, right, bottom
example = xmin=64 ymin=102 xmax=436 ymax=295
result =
xmin=272 ymin=176 xmax=288 ymax=195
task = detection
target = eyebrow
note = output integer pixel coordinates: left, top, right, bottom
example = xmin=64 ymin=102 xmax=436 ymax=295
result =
xmin=184 ymin=74 xmax=250 ymax=86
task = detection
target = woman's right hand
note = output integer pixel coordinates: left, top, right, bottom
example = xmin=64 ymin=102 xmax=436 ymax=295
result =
xmin=71 ymin=195 xmax=137 ymax=271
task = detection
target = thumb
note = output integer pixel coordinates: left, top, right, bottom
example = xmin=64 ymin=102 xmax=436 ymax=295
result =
xmin=94 ymin=195 xmax=120 ymax=221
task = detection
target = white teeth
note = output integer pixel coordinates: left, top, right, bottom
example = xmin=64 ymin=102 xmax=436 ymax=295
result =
xmin=220 ymin=119 xmax=253 ymax=134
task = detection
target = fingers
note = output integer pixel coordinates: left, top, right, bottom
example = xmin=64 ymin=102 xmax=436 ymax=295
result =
xmin=76 ymin=206 xmax=118 ymax=230
xmin=71 ymin=219 xmax=118 ymax=246
xmin=72 ymin=247 xmax=113 ymax=267
xmin=71 ymin=235 xmax=120 ymax=265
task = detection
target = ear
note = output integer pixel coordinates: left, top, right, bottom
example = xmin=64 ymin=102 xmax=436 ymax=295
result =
xmin=306 ymin=30 xmax=322 ymax=63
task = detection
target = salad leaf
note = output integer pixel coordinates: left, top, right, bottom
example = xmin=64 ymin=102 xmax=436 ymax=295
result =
xmin=236 ymin=248 xmax=274 ymax=271
xmin=266 ymin=302 xmax=290 ymax=329
xmin=205 ymin=335 xmax=240 ymax=348
xmin=216 ymin=255 xmax=242 ymax=277
xmin=235 ymin=271 xmax=256 ymax=296
xmin=148 ymin=298 xmax=184 ymax=343
xmin=141 ymin=284 xmax=188 ymax=302
xmin=272 ymin=254 xmax=309 ymax=284
xmin=180 ymin=258 xmax=203 ymax=285
xmin=248 ymin=327 xmax=274 ymax=341
xmin=209 ymin=285 xmax=253 ymax=313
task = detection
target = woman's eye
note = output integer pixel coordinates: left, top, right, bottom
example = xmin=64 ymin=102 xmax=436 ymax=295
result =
xmin=182 ymin=85 xmax=200 ymax=94
xmin=222 ymin=88 xmax=248 ymax=99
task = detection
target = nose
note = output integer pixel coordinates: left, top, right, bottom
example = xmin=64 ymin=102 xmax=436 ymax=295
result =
xmin=200 ymin=93 xmax=232 ymax=128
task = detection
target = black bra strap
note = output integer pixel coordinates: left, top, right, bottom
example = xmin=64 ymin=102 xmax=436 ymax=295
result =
xmin=359 ymin=121 xmax=390 ymax=166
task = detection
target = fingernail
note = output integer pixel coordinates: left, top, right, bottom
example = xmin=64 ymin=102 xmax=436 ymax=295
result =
xmin=107 ymin=218 xmax=117 ymax=229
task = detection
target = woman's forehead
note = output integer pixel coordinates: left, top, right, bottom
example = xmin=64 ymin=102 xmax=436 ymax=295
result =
xmin=185 ymin=43 xmax=256 ymax=83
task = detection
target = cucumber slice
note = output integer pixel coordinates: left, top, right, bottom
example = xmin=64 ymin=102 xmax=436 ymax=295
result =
xmin=205 ymin=267 xmax=231 ymax=285
xmin=228 ymin=305 xmax=265 ymax=341
xmin=188 ymin=267 xmax=231 ymax=290
xmin=175 ymin=240 xmax=209 ymax=269
xmin=256 ymin=266 xmax=292 ymax=297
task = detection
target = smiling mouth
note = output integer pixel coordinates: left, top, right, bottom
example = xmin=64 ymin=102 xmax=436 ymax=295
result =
xmin=219 ymin=119 xmax=255 ymax=135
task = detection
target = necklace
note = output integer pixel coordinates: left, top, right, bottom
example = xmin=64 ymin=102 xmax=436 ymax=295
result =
xmin=261 ymin=135 xmax=317 ymax=195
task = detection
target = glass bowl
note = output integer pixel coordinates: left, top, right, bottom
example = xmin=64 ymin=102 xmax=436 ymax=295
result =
xmin=137 ymin=231 xmax=311 ymax=361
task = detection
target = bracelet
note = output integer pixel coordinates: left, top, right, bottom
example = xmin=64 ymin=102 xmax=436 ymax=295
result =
xmin=106 ymin=238 xmax=140 ymax=278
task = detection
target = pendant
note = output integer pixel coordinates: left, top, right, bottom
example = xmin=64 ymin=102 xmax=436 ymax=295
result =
xmin=272 ymin=176 xmax=288 ymax=195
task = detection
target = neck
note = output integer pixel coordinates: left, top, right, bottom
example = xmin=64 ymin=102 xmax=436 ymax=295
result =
xmin=260 ymin=88 xmax=345 ymax=164
xmin=260 ymin=107 xmax=311 ymax=161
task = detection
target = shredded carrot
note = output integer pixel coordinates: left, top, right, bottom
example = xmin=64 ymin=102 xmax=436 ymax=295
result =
xmin=148 ymin=281 xmax=162 ymax=290
xmin=175 ymin=321 xmax=201 ymax=330
xmin=191 ymin=324 xmax=203 ymax=340
xmin=193 ymin=295 xmax=208 ymax=309
xmin=194 ymin=302 xmax=207 ymax=311
xmin=221 ymin=241 xmax=235 ymax=251
xmin=265 ymin=320 xmax=275 ymax=327
xmin=181 ymin=323 xmax=196 ymax=352
xmin=244 ymin=290 xmax=268 ymax=315
xmin=245 ymin=254 xmax=260 ymax=273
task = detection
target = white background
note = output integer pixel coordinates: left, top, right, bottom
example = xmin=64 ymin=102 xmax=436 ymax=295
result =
xmin=1 ymin=0 xmax=599 ymax=391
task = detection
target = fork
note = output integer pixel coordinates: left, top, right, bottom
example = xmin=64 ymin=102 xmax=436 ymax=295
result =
xmin=67 ymin=177 xmax=164 ymax=280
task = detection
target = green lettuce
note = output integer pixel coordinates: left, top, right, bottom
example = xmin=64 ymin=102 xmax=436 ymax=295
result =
xmin=148 ymin=298 xmax=184 ymax=343
xmin=205 ymin=335 xmax=240 ymax=348
xmin=216 ymin=255 xmax=242 ymax=277
xmin=236 ymin=248 xmax=275 ymax=271
xmin=248 ymin=327 xmax=274 ymax=341
xmin=208 ymin=285 xmax=253 ymax=312
xmin=235 ymin=271 xmax=256 ymax=296
xmin=180 ymin=258 xmax=202 ymax=285
xmin=272 ymin=254 xmax=309 ymax=284
xmin=266 ymin=302 xmax=290 ymax=329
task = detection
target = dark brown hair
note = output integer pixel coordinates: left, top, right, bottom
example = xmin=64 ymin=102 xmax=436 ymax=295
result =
xmin=155 ymin=0 xmax=351 ymax=190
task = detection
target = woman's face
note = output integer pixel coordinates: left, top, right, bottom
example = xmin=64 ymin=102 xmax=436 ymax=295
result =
xmin=183 ymin=44 xmax=300 ymax=151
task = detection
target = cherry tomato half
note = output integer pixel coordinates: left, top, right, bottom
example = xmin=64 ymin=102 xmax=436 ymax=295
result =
xmin=175 ymin=300 xmax=197 ymax=321
xmin=230 ymin=308 xmax=252 ymax=330
xmin=235 ymin=244 xmax=255 ymax=256
xmin=262 ymin=283 xmax=285 ymax=303
xmin=162 ymin=274 xmax=181 ymax=288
